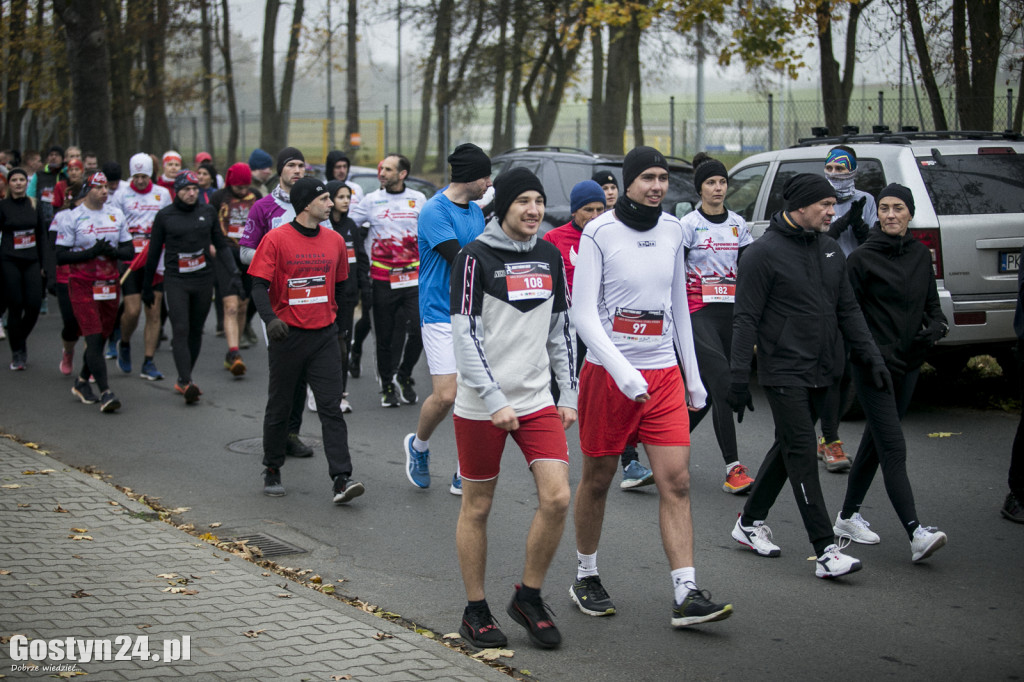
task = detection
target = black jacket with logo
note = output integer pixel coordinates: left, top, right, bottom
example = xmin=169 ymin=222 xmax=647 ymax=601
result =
xmin=731 ymin=211 xmax=881 ymax=387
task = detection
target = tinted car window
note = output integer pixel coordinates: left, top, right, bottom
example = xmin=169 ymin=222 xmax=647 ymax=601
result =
xmin=764 ymin=159 xmax=885 ymax=219
xmin=919 ymin=152 xmax=1024 ymax=215
xmin=725 ymin=164 xmax=768 ymax=222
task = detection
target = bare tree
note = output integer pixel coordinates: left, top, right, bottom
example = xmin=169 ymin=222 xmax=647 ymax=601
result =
xmin=260 ymin=0 xmax=305 ymax=154
xmin=199 ymin=0 xmax=215 ymax=155
xmin=905 ymin=0 xmax=949 ymax=130
xmin=217 ymin=0 xmax=240 ymax=162
xmin=140 ymin=0 xmax=171 ymax=154
xmin=816 ymin=0 xmax=875 ymax=135
xmin=344 ymin=0 xmax=358 ymax=155
xmin=952 ymin=0 xmax=1000 ymax=130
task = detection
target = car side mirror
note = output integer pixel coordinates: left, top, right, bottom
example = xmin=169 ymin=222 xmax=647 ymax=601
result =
xmin=674 ymin=202 xmax=693 ymax=218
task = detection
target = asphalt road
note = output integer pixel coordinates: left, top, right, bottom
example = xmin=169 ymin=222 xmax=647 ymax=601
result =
xmin=2 ymin=310 xmax=1022 ymax=681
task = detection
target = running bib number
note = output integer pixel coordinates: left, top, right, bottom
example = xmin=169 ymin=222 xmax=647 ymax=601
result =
xmin=13 ymin=230 xmax=35 ymax=249
xmin=288 ymin=276 xmax=328 ymax=306
xmin=92 ymin=281 xmax=117 ymax=301
xmin=611 ymin=308 xmax=665 ymax=344
xmin=505 ymin=262 xmax=553 ymax=301
xmin=389 ymin=265 xmax=419 ymax=289
xmin=227 ymin=223 xmax=245 ymax=240
xmin=701 ymin=276 xmax=736 ymax=303
xmin=178 ymin=250 xmax=206 ymax=273
xmin=347 ymin=244 xmax=357 ymax=264
xmin=132 ymin=236 xmax=148 ymax=254
xmin=41 ymin=187 xmax=54 ymax=204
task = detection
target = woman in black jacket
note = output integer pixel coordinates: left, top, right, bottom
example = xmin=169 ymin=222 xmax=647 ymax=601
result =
xmin=836 ymin=183 xmax=948 ymax=562
xmin=0 ymin=168 xmax=46 ymax=369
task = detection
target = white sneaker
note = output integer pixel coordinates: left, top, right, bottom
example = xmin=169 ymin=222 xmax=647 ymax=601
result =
xmin=731 ymin=514 xmax=781 ymax=557
xmin=815 ymin=537 xmax=863 ymax=578
xmin=910 ymin=526 xmax=947 ymax=563
xmin=306 ymin=386 xmax=317 ymax=412
xmin=833 ymin=512 xmax=880 ymax=544
xmin=340 ymin=398 xmax=353 ymax=413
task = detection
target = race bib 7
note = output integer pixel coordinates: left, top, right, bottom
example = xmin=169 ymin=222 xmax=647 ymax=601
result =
xmin=288 ymin=276 xmax=328 ymax=305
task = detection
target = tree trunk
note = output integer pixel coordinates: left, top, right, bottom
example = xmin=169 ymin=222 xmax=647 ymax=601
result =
xmin=218 ymin=0 xmax=239 ymax=162
xmin=277 ymin=0 xmax=303 ymax=145
xmin=433 ymin=0 xmax=454 ymax=173
xmin=590 ymin=23 xmax=603 ymax=152
xmin=596 ymin=14 xmax=641 ymax=154
xmin=905 ymin=0 xmax=948 ymax=130
xmin=952 ymin=0 xmax=1001 ymax=130
xmin=523 ymin=3 xmax=586 ymax=147
xmin=54 ymin=0 xmax=116 ymax=161
xmin=630 ymin=48 xmax=642 ymax=147
xmin=490 ymin=0 xmax=509 ymax=155
xmin=2 ymin=0 xmax=27 ymax=149
xmin=413 ymin=41 xmax=439 ymax=173
xmin=503 ymin=0 xmax=527 ymax=150
xmin=1014 ymin=61 xmax=1024 ymax=133
xmin=816 ymin=2 xmax=843 ymax=134
xmin=101 ymin=0 xmax=135 ymax=162
xmin=260 ymin=0 xmax=280 ymax=151
xmin=344 ymin=0 xmax=358 ymax=155
xmin=200 ymin=0 xmax=214 ymax=156
xmin=140 ymin=0 xmax=170 ymax=154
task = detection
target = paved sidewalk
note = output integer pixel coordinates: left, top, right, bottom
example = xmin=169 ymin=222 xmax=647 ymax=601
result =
xmin=0 ymin=438 xmax=507 ymax=681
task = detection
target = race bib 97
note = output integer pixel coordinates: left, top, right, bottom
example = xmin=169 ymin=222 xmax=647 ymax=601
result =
xmin=611 ymin=308 xmax=664 ymax=344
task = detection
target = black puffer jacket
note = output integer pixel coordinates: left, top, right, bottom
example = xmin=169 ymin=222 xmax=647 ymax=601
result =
xmin=731 ymin=211 xmax=881 ymax=387
xmin=847 ymin=227 xmax=946 ymax=373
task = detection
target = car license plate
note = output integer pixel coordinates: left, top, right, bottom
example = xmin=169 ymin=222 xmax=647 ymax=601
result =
xmin=999 ymin=250 xmax=1020 ymax=273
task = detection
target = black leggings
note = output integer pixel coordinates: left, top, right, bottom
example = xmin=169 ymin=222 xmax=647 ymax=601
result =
xmin=163 ymin=274 xmax=213 ymax=384
xmin=1 ymin=258 xmax=42 ymax=354
xmin=688 ymin=304 xmax=739 ymax=464
xmin=371 ymin=279 xmax=422 ymax=384
xmin=81 ymin=333 xmax=108 ymax=392
xmin=841 ymin=364 xmax=921 ymax=538
xmin=56 ymin=282 xmax=81 ymax=342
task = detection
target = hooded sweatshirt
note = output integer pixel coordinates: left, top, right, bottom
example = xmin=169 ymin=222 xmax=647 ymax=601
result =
xmin=450 ymin=217 xmax=577 ymax=420
xmin=846 ymin=227 xmax=945 ymax=372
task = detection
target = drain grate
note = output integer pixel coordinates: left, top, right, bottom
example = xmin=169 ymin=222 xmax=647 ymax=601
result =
xmin=228 ymin=532 xmax=307 ymax=558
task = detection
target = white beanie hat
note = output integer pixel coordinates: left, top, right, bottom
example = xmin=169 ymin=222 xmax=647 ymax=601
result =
xmin=129 ymin=153 xmax=154 ymax=178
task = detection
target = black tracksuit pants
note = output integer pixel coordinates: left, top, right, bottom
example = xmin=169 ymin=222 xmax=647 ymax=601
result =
xmin=163 ymin=273 xmax=213 ymax=384
xmin=371 ymin=279 xmax=421 ymax=384
xmin=688 ymin=304 xmax=739 ymax=465
xmin=743 ymin=385 xmax=836 ymax=556
xmin=262 ymin=325 xmax=351 ymax=479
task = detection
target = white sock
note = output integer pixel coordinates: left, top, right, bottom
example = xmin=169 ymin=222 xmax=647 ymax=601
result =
xmin=576 ymin=551 xmax=598 ymax=580
xmin=412 ymin=436 xmax=429 ymax=452
xmin=727 ymin=462 xmax=742 ymax=477
xmin=671 ymin=567 xmax=696 ymax=604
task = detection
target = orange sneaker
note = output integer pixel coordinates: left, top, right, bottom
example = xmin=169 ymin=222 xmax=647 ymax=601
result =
xmin=175 ymin=382 xmax=201 ymax=404
xmin=818 ymin=438 xmax=851 ymax=473
xmin=723 ymin=464 xmax=754 ymax=494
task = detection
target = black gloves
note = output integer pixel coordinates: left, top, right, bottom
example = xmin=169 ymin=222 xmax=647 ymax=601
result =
xmin=870 ymin=361 xmax=893 ymax=393
xmin=915 ymin=318 xmax=947 ymax=347
xmin=267 ymin=318 xmax=290 ymax=343
xmin=848 ymin=196 xmax=868 ymax=241
xmin=94 ymin=239 xmax=118 ymax=259
xmin=726 ymin=382 xmax=755 ymax=423
xmin=141 ymin=286 xmax=155 ymax=308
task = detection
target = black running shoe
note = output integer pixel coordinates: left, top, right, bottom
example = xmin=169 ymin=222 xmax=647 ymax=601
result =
xmin=349 ymin=350 xmax=361 ymax=378
xmin=569 ymin=575 xmax=616 ymax=616
xmin=332 ymin=476 xmax=365 ymax=504
xmin=394 ymin=374 xmax=417 ymax=405
xmin=506 ymin=586 xmax=561 ymax=649
xmin=286 ymin=433 xmax=314 ymax=458
xmin=459 ymin=604 xmax=508 ymax=649
xmin=72 ymin=380 xmax=99 ymax=404
xmin=670 ymin=583 xmax=733 ymax=627
xmin=263 ymin=467 xmax=285 ymax=497
xmin=380 ymin=382 xmax=400 ymax=408
xmin=99 ymin=390 xmax=121 ymax=413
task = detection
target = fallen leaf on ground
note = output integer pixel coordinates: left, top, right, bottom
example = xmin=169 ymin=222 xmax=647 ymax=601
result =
xmin=372 ymin=632 xmax=393 ymax=640
xmin=39 ymin=469 xmax=55 ymax=474
xmin=162 ymin=587 xmax=198 ymax=594
xmin=1 ymin=484 xmax=21 ymax=489
xmin=927 ymin=432 xmax=961 ymax=438
xmin=178 ymin=523 xmax=196 ymax=531
xmin=23 ymin=442 xmax=38 ymax=448
xmin=17 ymin=504 xmax=29 ymax=508
xmin=208 ymin=522 xmax=221 ymax=528
xmin=321 ymin=585 xmax=335 ymax=595
xmin=67 ymin=535 xmax=93 ymax=541
xmin=22 ymin=470 xmax=40 ymax=475
xmin=309 ymin=575 xmax=322 ymax=584
xmin=275 ymin=593 xmax=291 ymax=598
xmin=261 ymin=573 xmax=271 ymax=577
xmin=156 ymin=573 xmax=179 ymax=579
xmin=242 ymin=629 xmax=266 ymax=638
xmin=415 ymin=628 xmax=435 ymax=638
xmin=70 ymin=527 xmax=88 ymax=533
xmin=442 ymin=633 xmax=461 ymax=639
xmin=70 ymin=589 xmax=91 ymax=598
xmin=0 ymin=570 xmax=11 ymax=575
xmin=330 ymin=676 xmax=352 ymax=681
xmin=165 ymin=507 xmax=191 ymax=514
xmin=107 ymin=501 xmax=119 ymax=506
xmin=472 ymin=648 xmax=514 ymax=661
xmin=54 ymin=505 xmax=68 ymax=513
xmin=137 ymin=624 xmax=151 ymax=629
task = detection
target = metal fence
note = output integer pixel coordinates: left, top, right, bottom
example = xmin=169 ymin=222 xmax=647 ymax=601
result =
xmin=164 ymin=89 xmax=1019 ymax=171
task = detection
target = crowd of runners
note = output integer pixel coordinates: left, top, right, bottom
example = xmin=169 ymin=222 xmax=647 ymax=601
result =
xmin=2 ymin=139 xmax=1023 ymax=650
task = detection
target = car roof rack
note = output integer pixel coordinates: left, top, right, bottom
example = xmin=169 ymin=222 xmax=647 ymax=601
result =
xmin=498 ymin=145 xmax=597 ymax=156
xmin=794 ymin=130 xmax=1024 ymax=147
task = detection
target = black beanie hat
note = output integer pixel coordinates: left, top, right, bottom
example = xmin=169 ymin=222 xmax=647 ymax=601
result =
xmin=448 ymin=143 xmax=491 ymax=183
xmin=291 ymin=177 xmax=327 ymax=216
xmin=877 ymin=183 xmax=915 ymax=216
xmin=783 ymin=173 xmax=837 ymax=211
xmin=622 ymin=146 xmax=669 ymax=192
xmin=276 ymin=146 xmax=305 ymax=176
xmin=692 ymin=154 xmax=728 ymax=192
xmin=6 ymin=167 xmax=28 ymax=183
xmin=493 ymin=167 xmax=546 ymax=223
xmin=102 ymin=161 xmax=122 ymax=184
xmin=592 ymin=170 xmax=617 ymax=188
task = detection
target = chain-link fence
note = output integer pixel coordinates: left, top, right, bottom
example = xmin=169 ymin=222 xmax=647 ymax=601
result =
xmin=164 ymin=89 xmax=1020 ymax=172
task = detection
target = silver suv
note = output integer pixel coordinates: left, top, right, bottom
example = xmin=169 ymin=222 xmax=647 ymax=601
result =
xmin=725 ymin=131 xmax=1024 ymax=372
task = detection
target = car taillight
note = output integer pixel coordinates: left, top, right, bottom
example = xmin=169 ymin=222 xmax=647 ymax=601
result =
xmin=911 ymin=227 xmax=943 ymax=278
xmin=978 ymin=147 xmax=1015 ymax=154
xmin=954 ymin=311 xmax=986 ymax=325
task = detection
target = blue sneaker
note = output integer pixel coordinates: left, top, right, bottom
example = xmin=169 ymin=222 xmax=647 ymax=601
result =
xmin=105 ymin=330 xmax=120 ymax=360
xmin=403 ymin=433 xmax=430 ymax=488
xmin=117 ymin=342 xmax=132 ymax=373
xmin=139 ymin=359 xmax=164 ymax=381
xmin=450 ymin=473 xmax=463 ymax=496
xmin=620 ymin=460 xmax=655 ymax=490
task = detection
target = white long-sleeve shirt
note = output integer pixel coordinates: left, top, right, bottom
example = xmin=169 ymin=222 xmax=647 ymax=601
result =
xmin=572 ymin=209 xmax=706 ymax=408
